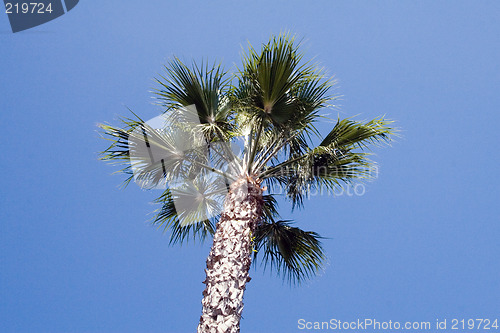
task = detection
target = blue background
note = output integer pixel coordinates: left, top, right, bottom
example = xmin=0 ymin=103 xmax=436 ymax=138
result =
xmin=1 ymin=1 xmax=499 ymax=332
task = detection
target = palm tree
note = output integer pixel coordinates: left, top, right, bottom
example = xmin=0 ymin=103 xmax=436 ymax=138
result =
xmin=99 ymin=34 xmax=395 ymax=333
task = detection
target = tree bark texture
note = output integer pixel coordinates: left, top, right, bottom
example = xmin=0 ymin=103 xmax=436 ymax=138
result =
xmin=197 ymin=177 xmax=263 ymax=333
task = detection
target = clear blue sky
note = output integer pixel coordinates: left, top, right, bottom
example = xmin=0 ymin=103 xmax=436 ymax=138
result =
xmin=1 ymin=1 xmax=499 ymax=332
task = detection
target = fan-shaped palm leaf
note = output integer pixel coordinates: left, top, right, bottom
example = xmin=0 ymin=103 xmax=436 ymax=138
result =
xmin=253 ymin=220 xmax=325 ymax=283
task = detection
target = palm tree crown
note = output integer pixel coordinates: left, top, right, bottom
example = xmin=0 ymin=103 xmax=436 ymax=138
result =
xmin=100 ymin=35 xmax=394 ymax=281
xmin=100 ymin=34 xmax=395 ymax=284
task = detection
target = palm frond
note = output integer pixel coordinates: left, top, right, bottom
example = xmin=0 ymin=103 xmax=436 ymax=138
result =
xmin=236 ymin=34 xmax=304 ymax=114
xmin=271 ymin=149 xmax=373 ymax=208
xmin=320 ymin=117 xmax=395 ymax=149
xmin=253 ymin=220 xmax=325 ymax=283
xmin=100 ymin=110 xmax=237 ymax=190
xmin=258 ymin=116 xmax=396 ymax=208
xmin=154 ymin=58 xmax=233 ymax=141
xmin=233 ymin=34 xmax=337 ymax=173
xmin=261 ymin=194 xmax=280 ymax=223
xmin=98 ymin=114 xmax=147 ymax=187
xmin=152 ymin=188 xmax=217 ymax=245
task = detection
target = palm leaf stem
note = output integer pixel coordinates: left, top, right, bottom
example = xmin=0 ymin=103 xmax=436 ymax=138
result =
xmin=247 ymin=119 xmax=264 ymax=174
xmin=191 ymin=160 xmax=237 ymax=182
xmin=257 ymin=154 xmax=307 ymax=179
xmin=253 ymin=130 xmax=302 ymax=174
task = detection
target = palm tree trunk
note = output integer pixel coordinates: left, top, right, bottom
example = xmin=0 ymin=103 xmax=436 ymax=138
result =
xmin=197 ymin=177 xmax=263 ymax=333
